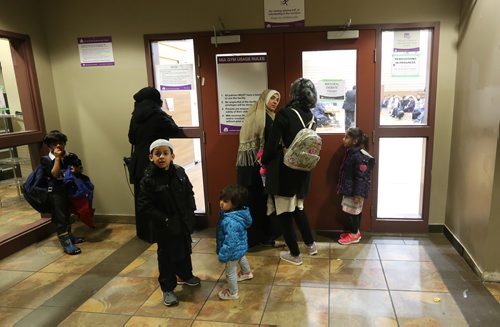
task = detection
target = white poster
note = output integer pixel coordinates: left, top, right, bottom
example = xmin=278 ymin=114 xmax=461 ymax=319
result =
xmin=391 ymin=53 xmax=420 ymax=77
xmin=216 ymin=54 xmax=268 ymax=133
xmin=77 ymin=36 xmax=115 ymax=67
xmin=264 ymin=0 xmax=304 ymax=28
xmin=156 ymin=64 xmax=194 ymax=91
xmin=393 ymin=31 xmax=420 ymax=52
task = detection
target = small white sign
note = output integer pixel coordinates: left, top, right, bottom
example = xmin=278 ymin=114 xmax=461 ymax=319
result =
xmin=264 ymin=0 xmax=304 ymax=28
xmin=157 ymin=64 xmax=194 ymax=91
xmin=77 ymin=36 xmax=115 ymax=67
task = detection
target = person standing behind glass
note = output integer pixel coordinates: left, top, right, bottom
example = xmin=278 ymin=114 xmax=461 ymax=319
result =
xmin=128 ymin=86 xmax=179 ymax=242
xmin=236 ymin=89 xmax=283 ymax=248
xmin=343 ymin=85 xmax=356 ymax=129
xmin=261 ymin=78 xmax=319 ymax=266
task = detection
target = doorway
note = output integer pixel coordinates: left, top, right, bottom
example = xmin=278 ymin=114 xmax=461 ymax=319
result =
xmin=145 ymin=24 xmax=438 ymax=233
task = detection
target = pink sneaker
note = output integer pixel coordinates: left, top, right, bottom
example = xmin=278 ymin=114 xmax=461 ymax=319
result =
xmin=338 ymin=231 xmax=361 ymax=245
xmin=237 ymin=271 xmax=254 ymax=282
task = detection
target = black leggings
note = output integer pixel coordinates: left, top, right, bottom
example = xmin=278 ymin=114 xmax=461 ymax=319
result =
xmin=278 ymin=208 xmax=314 ymax=256
xmin=348 ymin=213 xmax=362 ymax=234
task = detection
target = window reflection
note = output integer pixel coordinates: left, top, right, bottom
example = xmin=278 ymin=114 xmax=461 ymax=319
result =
xmin=303 ymin=50 xmax=357 ymax=133
xmin=380 ymin=30 xmax=432 ymax=126
xmin=0 ymin=38 xmax=25 ymax=133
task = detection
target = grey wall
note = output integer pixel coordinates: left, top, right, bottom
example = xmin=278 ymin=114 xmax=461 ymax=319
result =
xmin=446 ymin=0 xmax=500 ymax=280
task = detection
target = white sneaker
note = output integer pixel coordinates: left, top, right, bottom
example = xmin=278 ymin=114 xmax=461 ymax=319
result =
xmin=280 ymin=251 xmax=303 ymax=266
xmin=218 ymin=288 xmax=239 ymax=300
xmin=237 ymin=271 xmax=254 ymax=282
xmin=305 ymin=242 xmax=318 ymax=256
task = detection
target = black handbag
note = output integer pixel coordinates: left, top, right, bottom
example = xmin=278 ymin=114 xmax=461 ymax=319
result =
xmin=123 ymin=145 xmax=135 ymax=184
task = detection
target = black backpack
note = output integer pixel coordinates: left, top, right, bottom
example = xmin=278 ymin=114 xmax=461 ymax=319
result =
xmin=21 ymin=156 xmax=51 ymax=213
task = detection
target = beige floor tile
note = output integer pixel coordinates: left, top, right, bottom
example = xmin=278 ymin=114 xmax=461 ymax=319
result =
xmin=275 ymin=257 xmax=330 ymax=288
xmin=329 ymin=289 xmax=397 ymax=326
xmin=382 ymin=261 xmax=448 ymax=292
xmin=59 ymin=311 xmax=131 ymax=326
xmin=0 ymin=271 xmax=79 ymax=308
xmin=0 ymin=244 xmax=63 ymax=271
xmin=0 ymin=307 xmax=33 ymax=326
xmin=219 ymin=255 xmax=279 ymax=285
xmin=192 ymin=321 xmax=256 ymax=326
xmin=331 ymin=243 xmax=380 ymax=260
xmin=330 ymin=259 xmax=387 ymax=290
xmin=0 ymin=270 xmax=33 ymax=292
xmin=191 ymin=253 xmax=225 ymax=282
xmin=76 ymin=276 xmax=158 ymax=315
xmin=197 ymin=283 xmax=271 ymax=324
xmin=377 ymin=244 xmax=432 ymax=261
xmin=119 ymin=249 xmax=159 ymax=278
xmin=192 ymin=238 xmax=216 ymax=254
xmin=136 ymin=282 xmax=215 ymax=319
xmin=261 ymin=285 xmax=329 ymax=326
xmin=125 ymin=316 xmax=192 ymax=326
xmin=391 ymin=290 xmax=468 ymax=326
xmin=40 ymin=248 xmax=115 ymax=274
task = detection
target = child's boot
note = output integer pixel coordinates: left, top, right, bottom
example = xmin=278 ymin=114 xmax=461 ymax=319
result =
xmin=67 ymin=226 xmax=85 ymax=244
xmin=58 ymin=232 xmax=82 ymax=255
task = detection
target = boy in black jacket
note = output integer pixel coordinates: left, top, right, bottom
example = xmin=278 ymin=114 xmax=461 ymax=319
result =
xmin=42 ymin=130 xmax=85 ymax=255
xmin=137 ymin=139 xmax=200 ymax=307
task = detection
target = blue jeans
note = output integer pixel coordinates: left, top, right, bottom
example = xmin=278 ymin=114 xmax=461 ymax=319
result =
xmin=226 ymin=255 xmax=251 ymax=295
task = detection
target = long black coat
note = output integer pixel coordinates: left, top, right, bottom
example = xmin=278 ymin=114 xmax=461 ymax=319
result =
xmin=137 ymin=163 xmax=196 ymax=243
xmin=128 ymin=100 xmax=179 ymax=183
xmin=261 ymin=107 xmax=315 ymax=198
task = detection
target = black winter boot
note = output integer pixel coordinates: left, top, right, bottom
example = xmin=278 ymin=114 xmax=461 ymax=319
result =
xmin=58 ymin=232 xmax=82 ymax=255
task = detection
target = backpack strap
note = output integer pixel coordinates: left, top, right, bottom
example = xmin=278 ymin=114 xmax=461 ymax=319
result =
xmin=291 ymin=108 xmax=314 ymax=129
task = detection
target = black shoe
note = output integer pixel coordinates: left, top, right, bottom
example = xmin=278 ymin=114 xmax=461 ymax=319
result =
xmin=58 ymin=233 xmax=81 ymax=255
xmin=177 ymin=276 xmax=201 ymax=286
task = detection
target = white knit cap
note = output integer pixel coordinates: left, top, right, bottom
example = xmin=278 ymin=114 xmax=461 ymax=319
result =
xmin=149 ymin=139 xmax=173 ymax=153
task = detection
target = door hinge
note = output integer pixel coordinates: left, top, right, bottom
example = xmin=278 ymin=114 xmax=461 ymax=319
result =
xmin=202 ymin=130 xmax=206 ymax=144
xmin=373 ymin=48 xmax=376 ymax=63
xmin=372 ymin=130 xmax=375 ymax=143
xmin=197 ymin=54 xmax=200 ymax=68
xmin=208 ymin=202 xmax=211 ymax=214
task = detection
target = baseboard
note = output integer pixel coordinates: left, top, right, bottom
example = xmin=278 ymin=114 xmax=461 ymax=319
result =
xmin=428 ymin=224 xmax=444 ymax=233
xmin=443 ymin=225 xmax=500 ymax=282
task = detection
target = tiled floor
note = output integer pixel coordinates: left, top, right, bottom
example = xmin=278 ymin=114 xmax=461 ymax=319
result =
xmin=0 ymin=223 xmax=499 ymax=326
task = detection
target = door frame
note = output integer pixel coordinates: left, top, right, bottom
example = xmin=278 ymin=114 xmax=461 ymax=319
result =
xmin=372 ymin=22 xmax=440 ymax=233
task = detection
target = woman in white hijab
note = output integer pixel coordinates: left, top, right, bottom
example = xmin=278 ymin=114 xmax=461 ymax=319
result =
xmin=236 ymin=89 xmax=283 ymax=248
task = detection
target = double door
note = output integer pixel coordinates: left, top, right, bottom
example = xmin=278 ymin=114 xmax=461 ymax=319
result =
xmin=197 ymin=30 xmax=376 ymax=230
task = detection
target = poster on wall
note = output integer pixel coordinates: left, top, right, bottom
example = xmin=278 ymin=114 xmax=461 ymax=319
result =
xmin=156 ymin=64 xmax=194 ymax=91
xmin=77 ymin=36 xmax=115 ymax=67
xmin=217 ymin=54 xmax=268 ymax=133
xmin=264 ymin=0 xmax=304 ymax=28
xmin=392 ymin=31 xmax=420 ymax=77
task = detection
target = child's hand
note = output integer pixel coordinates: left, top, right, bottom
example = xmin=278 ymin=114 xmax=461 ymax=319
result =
xmin=70 ymin=165 xmax=81 ymax=173
xmin=53 ymin=146 xmax=64 ymax=158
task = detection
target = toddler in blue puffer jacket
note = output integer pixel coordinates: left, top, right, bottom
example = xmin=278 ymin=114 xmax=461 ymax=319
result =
xmin=216 ymin=184 xmax=253 ymax=300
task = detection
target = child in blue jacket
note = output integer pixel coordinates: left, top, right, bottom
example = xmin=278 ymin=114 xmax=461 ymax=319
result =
xmin=216 ymin=184 xmax=253 ymax=300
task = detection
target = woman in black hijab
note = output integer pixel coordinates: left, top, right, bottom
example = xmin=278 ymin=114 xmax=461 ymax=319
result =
xmin=128 ymin=86 xmax=179 ymax=242
xmin=261 ymin=78 xmax=318 ymax=265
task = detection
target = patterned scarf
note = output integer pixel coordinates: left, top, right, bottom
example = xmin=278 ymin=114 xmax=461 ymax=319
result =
xmin=236 ymin=89 xmax=280 ymax=167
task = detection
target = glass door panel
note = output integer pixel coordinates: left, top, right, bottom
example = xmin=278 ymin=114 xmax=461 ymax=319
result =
xmin=380 ymin=30 xmax=432 ymax=126
xmin=168 ymin=138 xmax=204 ymax=213
xmin=377 ymin=138 xmax=426 ymax=219
xmin=151 ymin=39 xmax=206 ymax=214
xmin=302 ymin=50 xmax=357 ymax=133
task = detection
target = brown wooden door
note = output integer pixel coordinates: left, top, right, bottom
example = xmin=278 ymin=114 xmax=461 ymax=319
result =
xmin=282 ymin=30 xmax=377 ymax=231
xmin=197 ymin=33 xmax=285 ymax=226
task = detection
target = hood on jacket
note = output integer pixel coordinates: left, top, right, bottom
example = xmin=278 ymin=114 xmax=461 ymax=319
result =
xmin=220 ymin=207 xmax=252 ymax=229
